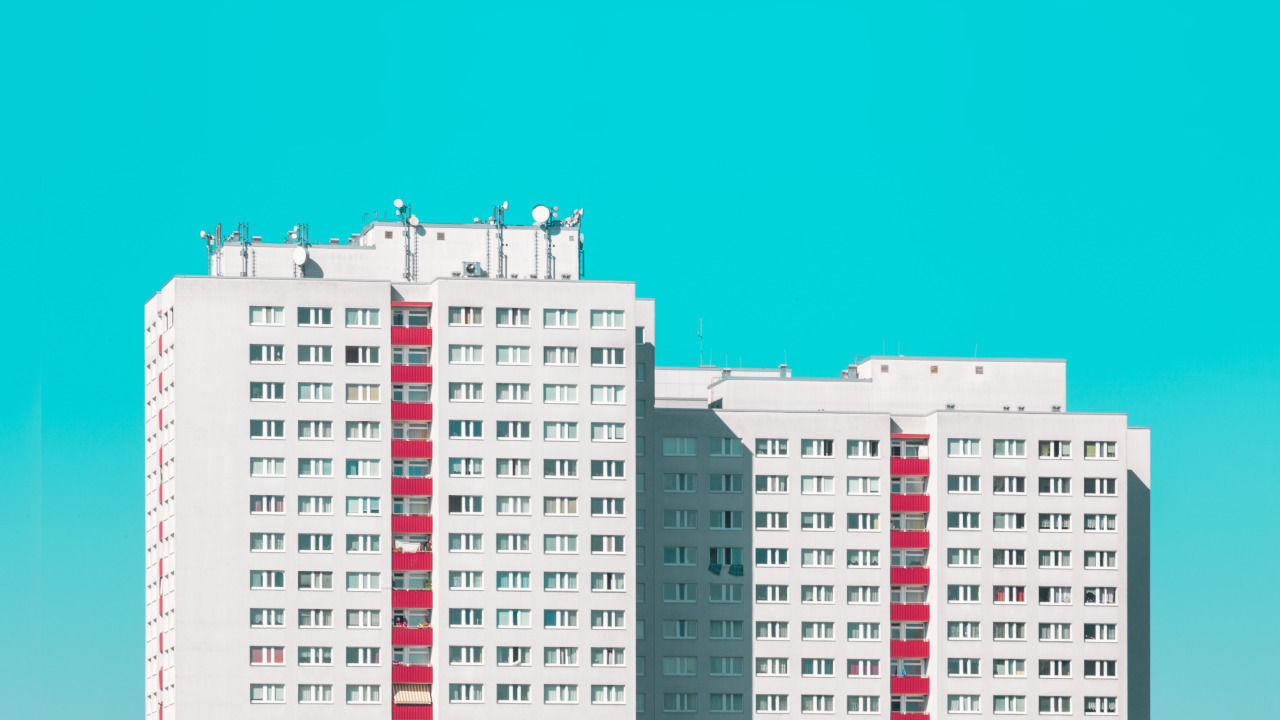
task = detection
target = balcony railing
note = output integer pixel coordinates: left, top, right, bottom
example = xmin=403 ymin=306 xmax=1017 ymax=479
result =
xmin=890 ymin=531 xmax=930 ymax=549
xmin=392 ymin=365 xmax=433 ymax=383
xmin=392 ymin=664 xmax=433 ymax=683
xmin=890 ymin=604 xmax=930 ymax=621
xmin=393 ymin=552 xmax=433 ymax=571
xmin=391 ymin=626 xmax=433 ymax=645
xmin=890 ymin=640 xmax=930 ymax=658
xmin=391 ymin=403 xmax=433 ymax=421
xmin=392 ymin=704 xmax=433 ymax=720
xmin=890 ymin=457 xmax=930 ymax=476
xmin=890 ymin=567 xmax=930 ymax=585
xmin=392 ymin=440 xmax=433 ymax=459
xmin=390 ymin=327 xmax=432 ymax=346
xmin=890 ymin=713 xmax=929 ymax=720
xmin=890 ymin=494 xmax=930 ymax=512
xmin=392 ymin=590 xmax=433 ymax=608
xmin=890 ymin=676 xmax=930 ymax=694
xmin=392 ymin=514 xmax=433 ymax=533
xmin=392 ymin=477 xmax=432 ymax=495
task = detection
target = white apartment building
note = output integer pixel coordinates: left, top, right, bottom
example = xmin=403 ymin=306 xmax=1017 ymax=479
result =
xmin=145 ymin=208 xmax=1149 ymax=720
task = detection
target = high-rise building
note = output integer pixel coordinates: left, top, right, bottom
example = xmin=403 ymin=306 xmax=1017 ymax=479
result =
xmin=145 ymin=209 xmax=1149 ymax=720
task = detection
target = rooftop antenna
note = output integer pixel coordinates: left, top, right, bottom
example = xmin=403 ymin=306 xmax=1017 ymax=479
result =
xmin=288 ymin=223 xmax=309 ymax=278
xmin=201 ymin=223 xmax=222 ymax=276
xmin=698 ymin=318 xmax=704 ymax=366
xmin=233 ymin=222 xmax=251 ymax=277
xmin=394 ymin=199 xmax=420 ymax=282
xmin=492 ymin=201 xmax=509 ymax=277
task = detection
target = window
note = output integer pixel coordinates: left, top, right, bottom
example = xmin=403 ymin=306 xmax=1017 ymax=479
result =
xmin=993 ymin=512 xmax=1026 ymax=531
xmin=449 ymin=420 xmax=482 ymax=439
xmin=449 ymin=457 xmax=483 ymax=477
xmin=801 ymin=438 xmax=834 ymax=457
xmin=800 ymin=475 xmax=834 ymax=494
xmin=590 ymin=535 xmax=624 ymax=554
xmin=1039 ymin=586 xmax=1072 ymax=605
xmin=449 ymin=646 xmax=484 ymax=665
xmin=345 ymin=383 xmax=380 ymax=403
xmin=543 ymin=421 xmax=578 ymax=441
xmin=1085 ymin=476 xmax=1118 ymax=496
xmin=496 ymin=533 xmax=530 ymax=552
xmin=345 ymin=534 xmax=380 ymax=553
xmin=709 ymin=584 xmax=744 ymax=603
xmin=543 ymin=383 xmax=576 ymax=403
xmin=250 ymin=457 xmax=286 ymax=477
xmin=297 ymin=646 xmax=332 ymax=665
xmin=496 ymin=495 xmax=531 ymax=515
xmin=544 ymin=458 xmax=578 ymax=479
xmin=948 ymin=511 xmax=980 ymax=530
xmin=1039 ymin=550 xmax=1071 ymax=568
xmin=1085 ymin=513 xmax=1118 ymax=532
xmin=1085 ymin=659 xmax=1118 ymax=678
xmin=249 ymin=344 xmax=284 ymax=363
xmin=663 ymin=546 xmax=696 ymax=566
xmin=544 ymin=684 xmax=578 ymax=704
xmin=1085 ymin=586 xmax=1118 ymax=605
xmin=344 ymin=496 xmax=380 ymax=516
xmin=756 ymin=621 xmax=789 ymax=640
xmin=846 ymin=550 xmax=879 ymax=567
xmin=1040 ymin=623 xmax=1072 ymax=641
xmin=345 ymin=345 xmax=379 ymax=365
xmin=296 ymin=457 xmax=331 ymax=478
xmin=993 ymin=475 xmax=1026 ymax=494
xmin=297 ymin=306 xmax=331 ymax=326
xmin=1040 ymin=476 xmax=1071 ymax=495
xmin=591 ymin=346 xmax=625 ymax=366
xmin=393 ymin=459 xmax=430 ymax=478
xmin=591 ymin=459 xmax=625 ymax=480
xmin=297 ymin=382 xmax=333 ymax=402
xmin=249 ymin=420 xmax=284 ymax=439
xmin=543 ymin=345 xmax=578 ymax=366
xmin=496 ymin=345 xmax=530 ymax=365
xmin=948 ymin=584 xmax=980 ymax=603
xmin=710 ymin=693 xmax=744 ymax=713
xmin=1084 ymin=440 xmax=1117 ymax=459
xmin=345 ymin=459 xmax=380 ymax=478
xmin=297 ymin=344 xmax=331 ymax=364
xmin=993 ymin=621 xmax=1026 ymax=640
xmin=391 ymin=307 xmax=429 ymax=327
xmin=1039 ymin=440 xmax=1071 ymax=458
xmin=847 ymin=476 xmax=880 ymax=494
xmin=448 ymin=608 xmax=483 ymax=628
xmin=755 ymin=584 xmax=788 ymax=603
xmin=710 ymin=509 xmax=742 ymax=530
xmin=496 ymin=420 xmax=530 ymax=439
xmin=543 ymin=308 xmax=578 ymax=328
xmin=947 ymin=695 xmax=981 ymax=714
xmin=847 ymin=696 xmax=879 ymax=714
xmin=296 ymin=496 xmax=334 ymax=516
xmin=250 ymin=494 xmax=285 ymax=514
xmin=948 ymin=658 xmax=980 ymax=677
xmin=449 ymin=684 xmax=484 ymax=703
xmin=756 ymin=547 xmax=789 ymax=567
xmin=993 ymin=585 xmax=1026 ymax=603
xmin=994 ymin=696 xmax=1026 ymax=714
xmin=249 ymin=684 xmax=285 ymax=704
xmin=591 ymin=422 xmax=626 ymax=441
xmin=297 ymin=571 xmax=331 ymax=590
xmin=346 ymin=646 xmax=381 ymax=666
xmin=298 ymin=608 xmax=334 ymax=628
xmin=1039 ymin=513 xmax=1071 ymax=531
xmin=544 ymin=534 xmax=578 ymax=554
xmin=591 ymin=497 xmax=625 ymax=517
xmin=948 ymin=474 xmax=980 ymax=493
xmin=948 ymin=548 xmax=980 ymax=567
xmin=448 ymin=382 xmax=482 ymax=401
xmin=948 ymin=621 xmax=980 ymax=640
xmin=448 ymin=344 xmax=483 ymax=364
xmin=392 ymin=346 xmax=430 ymax=365
xmin=847 ymin=586 xmax=879 ymax=604
xmin=993 ymin=549 xmax=1026 ymax=567
xmin=756 ymin=438 xmax=788 ymax=456
xmin=449 ymin=571 xmax=483 ymax=590
xmin=1085 ymin=550 xmax=1118 ymax=569
xmin=756 ymin=694 xmax=789 ymax=713
xmin=345 ymin=308 xmax=380 ymax=327
xmin=250 ymin=381 xmax=285 ymax=401
xmin=250 ymin=646 xmax=285 ymax=666
xmin=948 ymin=438 xmax=980 ymax=457
xmin=544 ymin=609 xmax=578 ymax=629
xmin=591 ymin=572 xmax=624 ymax=592
xmin=993 ymin=439 xmax=1025 ymax=457
xmin=755 ymin=474 xmax=787 ymax=493
xmin=448 ymin=306 xmax=483 ymax=326
xmin=847 ymin=622 xmax=879 ymax=640
xmin=496 ymin=609 xmax=531 ymax=627
xmin=345 ymin=421 xmax=379 ymax=440
xmin=847 ymin=439 xmax=879 ymax=458
xmin=846 ymin=659 xmax=879 ymax=677
xmin=590 ymin=309 xmax=624 ymax=328
xmin=590 ymin=384 xmax=625 ymax=404
xmin=591 ymin=609 xmax=625 ymax=629
xmin=846 ymin=513 xmax=879 ymax=531
xmin=495 ymin=307 xmax=529 ymax=326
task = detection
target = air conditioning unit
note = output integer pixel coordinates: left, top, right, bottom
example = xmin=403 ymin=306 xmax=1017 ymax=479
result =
xmin=461 ymin=261 xmax=483 ymax=277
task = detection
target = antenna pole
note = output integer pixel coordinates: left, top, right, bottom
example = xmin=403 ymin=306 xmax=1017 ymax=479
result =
xmin=493 ymin=203 xmax=507 ymax=278
xmin=698 ymin=318 xmax=704 ymax=366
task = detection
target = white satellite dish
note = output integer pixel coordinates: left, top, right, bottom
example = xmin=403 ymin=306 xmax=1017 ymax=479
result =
xmin=408 ymin=214 xmax=419 ymax=226
xmin=531 ymin=204 xmax=550 ymax=224
xmin=292 ymin=246 xmax=308 ymax=266
xmin=393 ymin=199 xmax=404 ymax=209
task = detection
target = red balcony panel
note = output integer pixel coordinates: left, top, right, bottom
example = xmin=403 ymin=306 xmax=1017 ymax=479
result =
xmin=391 ymin=626 xmax=434 ymax=645
xmin=891 ymin=433 xmax=929 ymax=439
xmin=890 ymin=567 xmax=930 ymax=585
xmin=392 ymin=476 xmax=433 ymax=495
xmin=392 ymin=403 xmax=433 ymax=421
xmin=393 ymin=514 xmax=433 ymax=534
xmin=890 ymin=531 xmax=930 ymax=549
xmin=890 ymin=457 xmax=930 ymax=476
xmin=392 ymin=440 xmax=434 ymax=458
xmin=891 ymin=677 xmax=930 ymax=695
xmin=890 ymin=604 xmax=930 ymax=621
xmin=393 ymin=552 xmax=434 ymax=571
xmin=891 ymin=494 xmax=930 ymax=512
xmin=392 ymin=365 xmax=433 ymax=383
xmin=890 ymin=640 xmax=930 ymax=658
xmin=392 ymin=590 xmax=433 ymax=609
xmin=890 ymin=714 xmax=929 ymax=720
xmin=392 ymin=704 xmax=433 ymax=720
xmin=392 ymin=665 xmax=434 ymax=683
xmin=391 ymin=327 xmax=432 ymax=346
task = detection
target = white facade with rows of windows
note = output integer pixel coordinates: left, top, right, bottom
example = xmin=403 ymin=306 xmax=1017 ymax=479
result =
xmin=146 ymin=217 xmax=1148 ymax=720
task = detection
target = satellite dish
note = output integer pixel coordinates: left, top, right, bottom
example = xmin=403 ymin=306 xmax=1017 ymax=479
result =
xmin=408 ymin=214 xmax=419 ymax=226
xmin=393 ymin=199 xmax=404 ymax=209
xmin=501 ymin=201 xmax=509 ymax=211
xmin=292 ymin=246 xmax=308 ymax=266
xmin=531 ymin=204 xmax=550 ymax=224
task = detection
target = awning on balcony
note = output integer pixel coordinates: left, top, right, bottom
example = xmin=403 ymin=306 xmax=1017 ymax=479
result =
xmin=393 ymin=684 xmax=432 ymax=705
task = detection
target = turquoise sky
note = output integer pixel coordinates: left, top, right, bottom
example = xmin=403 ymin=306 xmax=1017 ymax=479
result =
xmin=3 ymin=1 xmax=1277 ymax=715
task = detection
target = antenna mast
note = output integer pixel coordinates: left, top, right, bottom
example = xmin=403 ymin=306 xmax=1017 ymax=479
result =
xmin=493 ymin=201 xmax=509 ymax=278
xmin=394 ymin=199 xmax=419 ymax=282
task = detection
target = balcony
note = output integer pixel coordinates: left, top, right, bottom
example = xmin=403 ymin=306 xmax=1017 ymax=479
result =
xmin=392 ymin=665 xmax=434 ymax=683
xmin=890 ymin=714 xmax=929 ymax=720
xmin=391 ymin=403 xmax=433 ymax=421
xmin=890 ymin=567 xmax=930 ymax=585
xmin=392 ymin=704 xmax=432 ymax=720
xmin=392 ymin=365 xmax=433 ymax=383
xmin=890 ymin=640 xmax=930 ymax=658
xmin=891 ymin=494 xmax=930 ymax=512
xmin=392 ymin=440 xmax=433 ymax=459
xmin=890 ymin=457 xmax=930 ymax=476
xmin=391 ymin=626 xmax=433 ymax=645
xmin=391 ymin=327 xmax=432 ymax=346
xmin=890 ymin=531 xmax=930 ymax=549
xmin=392 ymin=514 xmax=433 ymax=534
xmin=891 ymin=676 xmax=930 ymax=695
xmin=392 ymin=476 xmax=432 ymax=495
xmin=393 ymin=552 xmax=433 ymax=571
xmin=890 ymin=604 xmax=930 ymax=621
xmin=392 ymin=590 xmax=433 ymax=608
